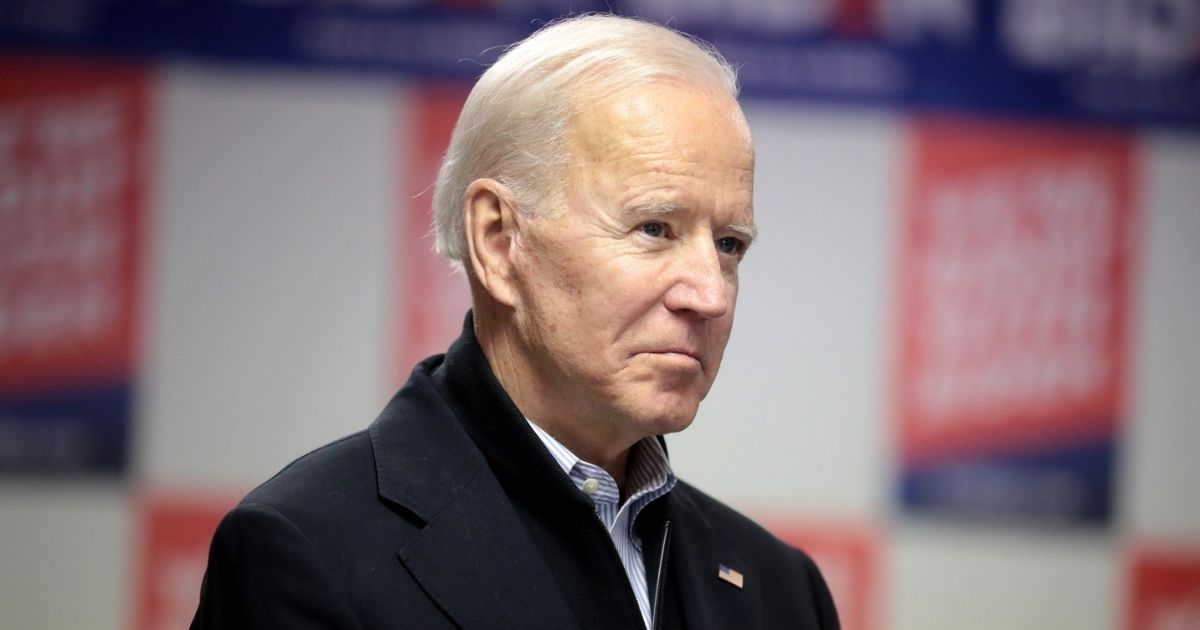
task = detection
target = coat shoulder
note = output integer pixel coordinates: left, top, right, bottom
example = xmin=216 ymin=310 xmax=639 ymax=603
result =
xmin=240 ymin=430 xmax=379 ymax=520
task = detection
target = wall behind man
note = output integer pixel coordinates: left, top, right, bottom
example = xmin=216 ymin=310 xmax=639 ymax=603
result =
xmin=2 ymin=9 xmax=1199 ymax=630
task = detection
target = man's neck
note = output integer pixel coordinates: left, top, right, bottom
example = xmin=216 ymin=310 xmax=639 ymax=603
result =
xmin=474 ymin=306 xmax=638 ymax=485
xmin=527 ymin=416 xmax=632 ymax=489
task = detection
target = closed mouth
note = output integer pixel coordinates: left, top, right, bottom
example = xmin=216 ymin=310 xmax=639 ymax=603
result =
xmin=651 ymin=349 xmax=703 ymax=364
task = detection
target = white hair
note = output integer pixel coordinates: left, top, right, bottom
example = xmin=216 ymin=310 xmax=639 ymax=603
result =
xmin=431 ymin=13 xmax=740 ymax=265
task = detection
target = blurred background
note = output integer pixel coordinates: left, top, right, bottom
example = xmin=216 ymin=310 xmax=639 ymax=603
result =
xmin=1 ymin=1 xmax=1198 ymax=629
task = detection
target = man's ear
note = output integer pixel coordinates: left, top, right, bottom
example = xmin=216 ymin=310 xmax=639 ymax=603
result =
xmin=464 ymin=178 xmax=521 ymax=307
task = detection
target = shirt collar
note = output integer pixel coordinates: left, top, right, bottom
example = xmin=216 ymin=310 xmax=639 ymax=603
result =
xmin=525 ymin=419 xmax=677 ymax=507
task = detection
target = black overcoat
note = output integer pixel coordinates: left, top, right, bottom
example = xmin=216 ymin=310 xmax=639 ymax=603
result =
xmin=192 ymin=317 xmax=839 ymax=629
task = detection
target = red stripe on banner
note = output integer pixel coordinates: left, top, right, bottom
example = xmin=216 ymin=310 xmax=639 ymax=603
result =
xmin=1127 ymin=544 xmax=1200 ymax=630
xmin=766 ymin=518 xmax=881 ymax=630
xmin=835 ymin=0 xmax=877 ymax=37
xmin=395 ymin=81 xmax=473 ymax=381
xmin=134 ymin=493 xmax=239 ymax=630
xmin=895 ymin=118 xmax=1138 ymax=462
xmin=0 ymin=56 xmax=150 ymax=395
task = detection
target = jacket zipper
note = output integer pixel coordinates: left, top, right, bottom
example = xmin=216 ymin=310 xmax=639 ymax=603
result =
xmin=651 ymin=520 xmax=672 ymax=630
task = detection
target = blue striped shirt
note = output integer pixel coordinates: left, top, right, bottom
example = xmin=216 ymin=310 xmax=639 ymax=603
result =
xmin=526 ymin=420 xmax=677 ymax=629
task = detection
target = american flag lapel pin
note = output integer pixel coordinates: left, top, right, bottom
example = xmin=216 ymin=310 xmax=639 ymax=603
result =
xmin=717 ymin=564 xmax=744 ymax=589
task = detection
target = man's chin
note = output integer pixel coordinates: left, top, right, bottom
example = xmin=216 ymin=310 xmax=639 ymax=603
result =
xmin=630 ymin=398 xmax=700 ymax=437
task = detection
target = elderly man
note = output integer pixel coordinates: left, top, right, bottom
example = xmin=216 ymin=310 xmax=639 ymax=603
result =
xmin=193 ymin=14 xmax=838 ymax=630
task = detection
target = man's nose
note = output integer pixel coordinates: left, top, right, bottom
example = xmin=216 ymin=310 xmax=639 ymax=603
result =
xmin=663 ymin=239 xmax=729 ymax=319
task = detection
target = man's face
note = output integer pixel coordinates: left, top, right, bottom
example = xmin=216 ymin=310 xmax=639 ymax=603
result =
xmin=508 ymin=81 xmax=755 ymax=448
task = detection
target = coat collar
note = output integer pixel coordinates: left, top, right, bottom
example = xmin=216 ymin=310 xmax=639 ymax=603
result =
xmin=430 ymin=314 xmax=602 ymax=515
xmin=368 ymin=314 xmax=581 ymax=630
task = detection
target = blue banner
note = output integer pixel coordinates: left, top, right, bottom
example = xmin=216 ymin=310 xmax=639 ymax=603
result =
xmin=2 ymin=0 xmax=1198 ymax=127
xmin=901 ymin=440 xmax=1116 ymax=526
xmin=0 ymin=381 xmax=132 ymax=476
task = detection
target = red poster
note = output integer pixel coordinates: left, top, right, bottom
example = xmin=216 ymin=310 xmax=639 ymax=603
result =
xmin=1127 ymin=546 xmax=1200 ymax=630
xmin=896 ymin=119 xmax=1137 ymax=524
xmin=898 ymin=119 xmax=1135 ymax=458
xmin=0 ymin=56 xmax=147 ymax=391
xmin=0 ymin=56 xmax=149 ymax=474
xmin=395 ymin=82 xmax=473 ymax=379
xmin=769 ymin=519 xmax=880 ymax=630
xmin=135 ymin=494 xmax=237 ymax=630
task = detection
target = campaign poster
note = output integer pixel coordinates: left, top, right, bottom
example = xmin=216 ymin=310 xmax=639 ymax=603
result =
xmin=770 ymin=519 xmax=880 ymax=630
xmin=134 ymin=494 xmax=236 ymax=630
xmin=896 ymin=119 xmax=1137 ymax=526
xmin=395 ymin=82 xmax=472 ymax=378
xmin=1127 ymin=545 xmax=1200 ymax=630
xmin=0 ymin=56 xmax=149 ymax=476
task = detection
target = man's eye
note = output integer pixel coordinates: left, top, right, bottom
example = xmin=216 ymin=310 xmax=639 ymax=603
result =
xmin=639 ymin=222 xmax=666 ymax=238
xmin=716 ymin=236 xmax=744 ymax=255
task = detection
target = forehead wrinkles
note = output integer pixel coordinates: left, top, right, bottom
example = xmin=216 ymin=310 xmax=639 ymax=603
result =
xmin=563 ymin=87 xmax=753 ymax=211
xmin=568 ymin=84 xmax=750 ymax=160
xmin=566 ymin=99 xmax=668 ymax=180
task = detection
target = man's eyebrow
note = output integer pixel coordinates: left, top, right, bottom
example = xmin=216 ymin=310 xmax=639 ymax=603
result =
xmin=728 ymin=222 xmax=758 ymax=243
xmin=627 ymin=201 xmax=685 ymax=216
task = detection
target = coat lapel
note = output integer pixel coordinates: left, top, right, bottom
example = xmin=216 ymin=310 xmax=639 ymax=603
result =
xmin=397 ymin=466 xmax=581 ymax=630
xmin=369 ymin=363 xmax=580 ymax=630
